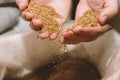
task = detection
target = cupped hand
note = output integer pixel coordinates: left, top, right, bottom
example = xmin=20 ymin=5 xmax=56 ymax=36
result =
xmin=61 ymin=0 xmax=118 ymax=44
xmin=16 ymin=0 xmax=71 ymax=40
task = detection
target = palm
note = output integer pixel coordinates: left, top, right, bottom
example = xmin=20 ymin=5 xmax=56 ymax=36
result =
xmin=61 ymin=0 xmax=115 ymax=44
xmin=20 ymin=0 xmax=71 ymax=40
xmin=31 ymin=0 xmax=69 ymax=20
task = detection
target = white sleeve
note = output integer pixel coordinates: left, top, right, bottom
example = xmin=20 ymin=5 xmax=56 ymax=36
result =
xmin=0 ymin=7 xmax=20 ymax=33
xmin=0 ymin=0 xmax=15 ymax=4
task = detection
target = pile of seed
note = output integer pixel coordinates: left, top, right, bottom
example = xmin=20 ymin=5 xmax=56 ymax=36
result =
xmin=72 ymin=10 xmax=99 ymax=28
xmin=25 ymin=2 xmax=62 ymax=35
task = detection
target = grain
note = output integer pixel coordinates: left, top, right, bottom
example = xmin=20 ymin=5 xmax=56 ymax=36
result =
xmin=25 ymin=2 xmax=62 ymax=35
xmin=72 ymin=10 xmax=99 ymax=28
xmin=25 ymin=2 xmax=68 ymax=60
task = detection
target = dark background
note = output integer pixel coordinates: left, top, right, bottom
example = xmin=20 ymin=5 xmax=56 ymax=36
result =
xmin=71 ymin=0 xmax=79 ymax=20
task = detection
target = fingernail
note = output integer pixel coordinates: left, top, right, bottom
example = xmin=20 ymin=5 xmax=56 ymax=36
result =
xmin=30 ymin=22 xmax=42 ymax=31
xmin=50 ymin=33 xmax=57 ymax=40
xmin=39 ymin=32 xmax=49 ymax=39
xmin=32 ymin=19 xmax=42 ymax=27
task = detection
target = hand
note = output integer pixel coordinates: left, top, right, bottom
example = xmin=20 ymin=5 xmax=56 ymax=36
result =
xmin=16 ymin=0 xmax=71 ymax=40
xmin=61 ymin=0 xmax=118 ymax=44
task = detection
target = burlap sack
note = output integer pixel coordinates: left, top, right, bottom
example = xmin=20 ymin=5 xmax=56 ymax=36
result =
xmin=0 ymin=20 xmax=120 ymax=79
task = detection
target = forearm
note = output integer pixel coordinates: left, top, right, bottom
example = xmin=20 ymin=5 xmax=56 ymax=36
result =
xmin=61 ymin=0 xmax=71 ymax=20
xmin=53 ymin=0 xmax=71 ymax=23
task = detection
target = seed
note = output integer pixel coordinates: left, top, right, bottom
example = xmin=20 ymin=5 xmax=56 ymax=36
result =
xmin=25 ymin=2 xmax=62 ymax=36
xmin=72 ymin=10 xmax=99 ymax=28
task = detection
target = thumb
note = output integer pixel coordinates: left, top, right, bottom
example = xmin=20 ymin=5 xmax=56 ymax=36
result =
xmin=16 ymin=0 xmax=29 ymax=11
xmin=99 ymin=13 xmax=108 ymax=25
xmin=99 ymin=0 xmax=118 ymax=25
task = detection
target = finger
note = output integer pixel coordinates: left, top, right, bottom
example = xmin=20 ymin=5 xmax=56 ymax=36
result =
xmin=62 ymin=30 xmax=75 ymax=39
xmin=16 ymin=0 xmax=29 ymax=11
xmin=39 ymin=31 xmax=49 ymax=39
xmin=87 ymin=0 xmax=105 ymax=12
xmin=61 ymin=37 xmax=70 ymax=44
xmin=49 ymin=33 xmax=58 ymax=40
xmin=61 ymin=36 xmax=97 ymax=44
xmin=99 ymin=0 xmax=118 ymax=25
xmin=73 ymin=24 xmax=112 ymax=37
xmin=30 ymin=19 xmax=42 ymax=31
xmin=31 ymin=19 xmax=42 ymax=30
xmin=22 ymin=11 xmax=33 ymax=21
